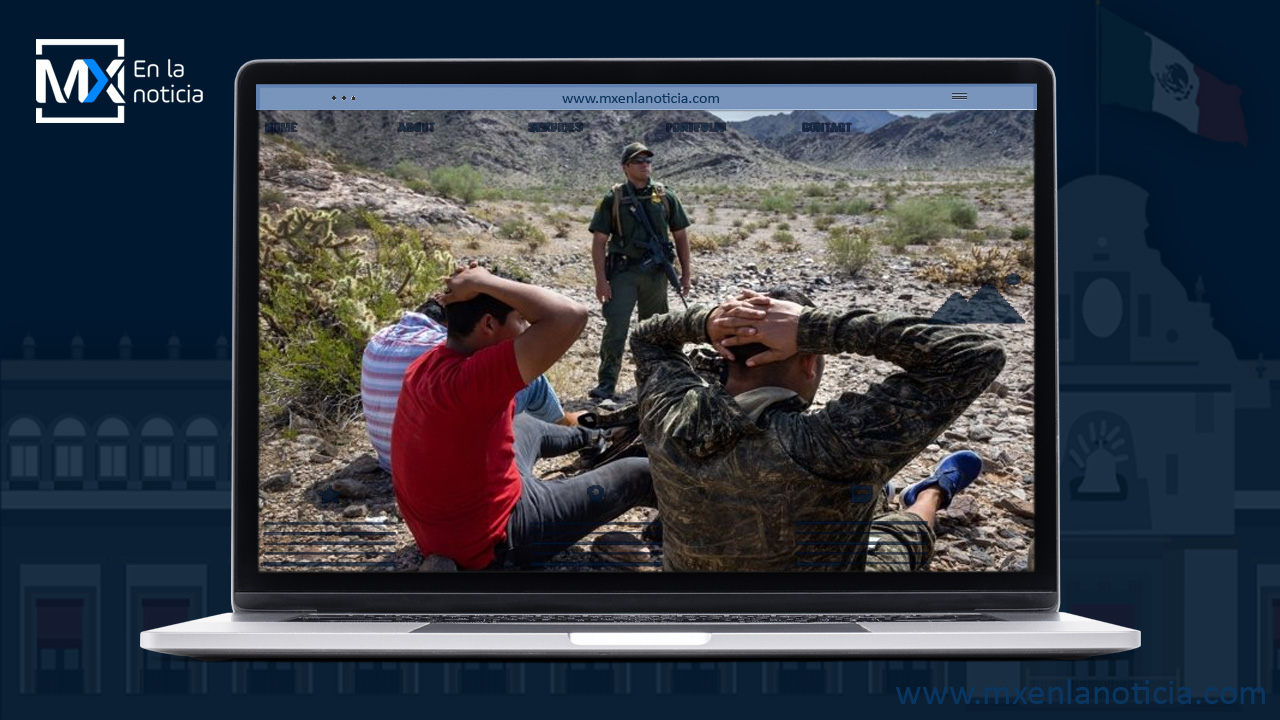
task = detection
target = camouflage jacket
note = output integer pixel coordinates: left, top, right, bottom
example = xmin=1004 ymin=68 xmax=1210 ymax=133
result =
xmin=631 ymin=305 xmax=1006 ymax=571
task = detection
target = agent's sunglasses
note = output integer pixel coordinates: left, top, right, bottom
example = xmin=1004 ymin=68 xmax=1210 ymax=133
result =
xmin=628 ymin=157 xmax=654 ymax=165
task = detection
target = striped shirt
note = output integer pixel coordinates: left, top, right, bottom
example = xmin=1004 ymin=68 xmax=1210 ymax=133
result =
xmin=361 ymin=311 xmax=564 ymax=472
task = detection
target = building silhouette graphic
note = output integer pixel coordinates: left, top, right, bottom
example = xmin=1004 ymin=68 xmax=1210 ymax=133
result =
xmin=958 ymin=175 xmax=1280 ymax=698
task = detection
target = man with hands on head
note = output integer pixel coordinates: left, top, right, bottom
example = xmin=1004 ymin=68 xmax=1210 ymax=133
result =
xmin=391 ymin=263 xmax=654 ymax=571
xmin=630 ymin=288 xmax=1006 ymax=572
xmin=361 ymin=294 xmax=583 ymax=475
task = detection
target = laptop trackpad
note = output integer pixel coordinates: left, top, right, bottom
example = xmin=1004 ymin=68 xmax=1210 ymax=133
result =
xmin=569 ymin=632 xmax=711 ymax=646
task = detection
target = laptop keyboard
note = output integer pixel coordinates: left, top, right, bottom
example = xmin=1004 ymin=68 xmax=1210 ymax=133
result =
xmin=292 ymin=613 xmax=996 ymax=623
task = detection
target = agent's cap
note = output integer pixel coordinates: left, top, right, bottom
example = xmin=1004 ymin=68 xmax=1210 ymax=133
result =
xmin=621 ymin=142 xmax=654 ymax=164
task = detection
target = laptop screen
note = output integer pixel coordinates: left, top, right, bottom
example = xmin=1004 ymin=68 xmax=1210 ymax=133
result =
xmin=248 ymin=70 xmax=1043 ymax=584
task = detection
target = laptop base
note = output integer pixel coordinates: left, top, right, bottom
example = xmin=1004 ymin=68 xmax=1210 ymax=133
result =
xmin=143 ymin=611 xmax=1138 ymax=659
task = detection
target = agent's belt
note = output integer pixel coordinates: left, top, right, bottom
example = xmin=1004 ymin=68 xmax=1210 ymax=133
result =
xmin=607 ymin=254 xmax=658 ymax=274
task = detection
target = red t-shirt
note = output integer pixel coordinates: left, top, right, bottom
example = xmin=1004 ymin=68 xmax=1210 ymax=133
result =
xmin=391 ymin=340 xmax=527 ymax=570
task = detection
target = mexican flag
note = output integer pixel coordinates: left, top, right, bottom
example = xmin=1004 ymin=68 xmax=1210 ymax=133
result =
xmin=1101 ymin=7 xmax=1248 ymax=146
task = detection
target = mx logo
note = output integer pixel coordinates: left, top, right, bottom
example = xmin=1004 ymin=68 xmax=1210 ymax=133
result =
xmin=36 ymin=39 xmax=126 ymax=123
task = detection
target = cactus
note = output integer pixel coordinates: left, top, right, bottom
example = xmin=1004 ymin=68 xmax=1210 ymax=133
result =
xmin=258 ymin=207 xmax=454 ymax=428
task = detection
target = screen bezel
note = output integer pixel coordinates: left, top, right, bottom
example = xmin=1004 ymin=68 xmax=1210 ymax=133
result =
xmin=234 ymin=58 xmax=1058 ymax=613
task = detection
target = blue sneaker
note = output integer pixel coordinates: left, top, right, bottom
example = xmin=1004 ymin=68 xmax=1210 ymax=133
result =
xmin=901 ymin=451 xmax=983 ymax=509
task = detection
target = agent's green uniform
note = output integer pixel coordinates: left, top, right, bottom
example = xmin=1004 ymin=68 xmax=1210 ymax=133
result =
xmin=588 ymin=182 xmax=690 ymax=395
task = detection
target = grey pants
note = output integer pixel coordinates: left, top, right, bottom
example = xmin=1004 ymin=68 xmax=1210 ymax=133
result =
xmin=490 ymin=415 xmax=655 ymax=569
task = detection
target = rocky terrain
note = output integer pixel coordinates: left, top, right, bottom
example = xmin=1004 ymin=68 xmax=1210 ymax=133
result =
xmin=818 ymin=110 xmax=900 ymax=133
xmin=261 ymin=109 xmax=1031 ymax=188
xmin=761 ymin=111 xmax=1035 ymax=170
xmin=730 ymin=110 xmax=898 ymax=140
xmin=262 ymin=109 xmax=833 ymax=188
xmin=255 ymin=140 xmax=1037 ymax=575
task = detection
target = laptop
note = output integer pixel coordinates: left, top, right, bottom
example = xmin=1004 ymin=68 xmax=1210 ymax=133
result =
xmin=141 ymin=58 xmax=1139 ymax=658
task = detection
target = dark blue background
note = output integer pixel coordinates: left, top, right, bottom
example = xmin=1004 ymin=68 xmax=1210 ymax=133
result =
xmin=7 ymin=0 xmax=1277 ymax=717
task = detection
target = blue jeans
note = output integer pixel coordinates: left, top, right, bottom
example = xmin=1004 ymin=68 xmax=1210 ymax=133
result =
xmin=514 ymin=374 xmax=564 ymax=424
xmin=491 ymin=414 xmax=654 ymax=569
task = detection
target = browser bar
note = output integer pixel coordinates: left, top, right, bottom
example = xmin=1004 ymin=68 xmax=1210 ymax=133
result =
xmin=256 ymin=84 xmax=1037 ymax=111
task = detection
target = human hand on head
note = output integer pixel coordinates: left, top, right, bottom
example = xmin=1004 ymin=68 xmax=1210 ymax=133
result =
xmin=716 ymin=298 xmax=804 ymax=367
xmin=705 ymin=294 xmax=771 ymax=360
xmin=440 ymin=261 xmax=489 ymax=304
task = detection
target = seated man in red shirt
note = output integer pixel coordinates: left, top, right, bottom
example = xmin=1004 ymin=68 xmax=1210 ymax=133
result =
xmin=391 ymin=264 xmax=654 ymax=570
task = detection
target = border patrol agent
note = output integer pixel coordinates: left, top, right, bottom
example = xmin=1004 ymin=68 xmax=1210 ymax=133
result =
xmin=588 ymin=142 xmax=692 ymax=401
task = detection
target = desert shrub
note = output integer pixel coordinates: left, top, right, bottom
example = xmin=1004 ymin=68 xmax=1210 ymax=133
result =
xmin=940 ymin=195 xmax=979 ymax=229
xmin=803 ymin=184 xmax=833 ymax=197
xmin=498 ymin=216 xmax=547 ymax=249
xmin=826 ymin=226 xmax=873 ymax=275
xmin=828 ymin=197 xmax=875 ymax=216
xmin=813 ymin=214 xmax=836 ymax=231
xmin=759 ymin=191 xmax=796 ymax=214
xmin=429 ymin=164 xmax=484 ymax=203
xmin=965 ymin=229 xmax=987 ymax=243
xmin=1010 ymin=224 xmax=1033 ymax=241
xmin=834 ymin=179 xmax=851 ymax=191
xmin=772 ymin=229 xmax=799 ymax=252
xmin=489 ymin=259 xmax=531 ymax=284
xmin=1015 ymin=241 xmax=1035 ymax=272
xmin=688 ymin=230 xmax=719 ymax=253
xmin=545 ymin=210 xmax=573 ymax=238
xmin=331 ymin=211 xmax=361 ymax=236
xmin=731 ymin=218 xmax=744 ymax=228
xmin=890 ymin=196 xmax=953 ymax=245
xmin=917 ymin=246 xmax=1031 ymax=289
xmin=276 ymin=149 xmax=308 ymax=171
xmin=259 ymin=208 xmax=452 ymax=428
xmin=880 ymin=230 xmax=911 ymax=253
xmin=259 ymin=186 xmax=287 ymax=208
xmin=690 ymin=230 xmax=737 ymax=252
xmin=777 ymin=222 xmax=791 ymax=231
xmin=391 ymin=159 xmax=427 ymax=181
xmin=405 ymin=179 xmax=431 ymax=195
xmin=984 ymin=225 xmax=1007 ymax=240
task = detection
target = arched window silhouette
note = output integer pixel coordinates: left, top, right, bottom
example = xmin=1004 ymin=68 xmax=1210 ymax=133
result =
xmin=185 ymin=419 xmax=218 ymax=479
xmin=140 ymin=419 xmax=174 ymax=480
xmin=52 ymin=419 xmax=86 ymax=480
xmin=96 ymin=418 xmax=129 ymax=480
xmin=7 ymin=417 xmax=41 ymax=480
